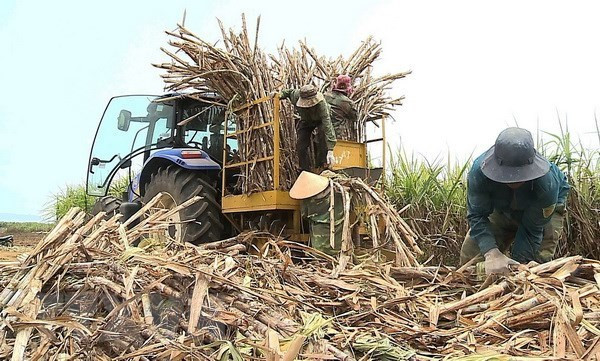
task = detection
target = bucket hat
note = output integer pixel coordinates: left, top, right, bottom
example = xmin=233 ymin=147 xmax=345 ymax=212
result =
xmin=296 ymin=84 xmax=325 ymax=108
xmin=481 ymin=127 xmax=550 ymax=183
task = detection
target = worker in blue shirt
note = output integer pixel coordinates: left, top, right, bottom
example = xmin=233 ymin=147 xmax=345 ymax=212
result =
xmin=460 ymin=127 xmax=570 ymax=274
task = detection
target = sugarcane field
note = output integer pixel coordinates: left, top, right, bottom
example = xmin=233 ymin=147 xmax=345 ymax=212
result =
xmin=3 ymin=2 xmax=600 ymax=361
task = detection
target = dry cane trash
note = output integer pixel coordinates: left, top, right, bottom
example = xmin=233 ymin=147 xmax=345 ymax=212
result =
xmin=2 ymin=189 xmax=600 ymax=360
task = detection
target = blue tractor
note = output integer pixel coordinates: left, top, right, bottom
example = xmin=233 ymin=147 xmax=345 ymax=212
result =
xmin=87 ymin=94 xmax=234 ymax=244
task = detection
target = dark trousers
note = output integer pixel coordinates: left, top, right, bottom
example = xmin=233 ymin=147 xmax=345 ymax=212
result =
xmin=297 ymin=121 xmax=327 ymax=171
xmin=460 ymin=206 xmax=566 ymax=265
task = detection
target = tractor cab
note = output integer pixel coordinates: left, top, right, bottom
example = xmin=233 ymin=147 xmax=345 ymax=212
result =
xmin=87 ymin=94 xmax=232 ymax=198
xmin=87 ymin=94 xmax=232 ymax=244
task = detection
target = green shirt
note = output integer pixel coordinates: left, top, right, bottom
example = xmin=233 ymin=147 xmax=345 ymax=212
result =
xmin=280 ymin=89 xmax=337 ymax=151
xmin=467 ymin=153 xmax=570 ymax=262
xmin=324 ymin=90 xmax=358 ymax=135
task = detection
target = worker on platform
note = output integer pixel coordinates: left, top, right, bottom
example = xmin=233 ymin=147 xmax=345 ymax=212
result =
xmin=324 ymin=75 xmax=358 ymax=139
xmin=278 ymin=85 xmax=337 ymax=171
xmin=460 ymin=127 xmax=570 ymax=275
xmin=289 ymin=171 xmax=344 ymax=255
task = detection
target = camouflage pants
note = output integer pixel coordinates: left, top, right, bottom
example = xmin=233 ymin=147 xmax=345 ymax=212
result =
xmin=303 ymin=191 xmax=345 ymax=256
xmin=310 ymin=222 xmax=344 ymax=256
xmin=459 ymin=205 xmax=566 ymax=265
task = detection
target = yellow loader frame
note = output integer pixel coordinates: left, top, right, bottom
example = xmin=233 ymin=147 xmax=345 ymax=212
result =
xmin=220 ymin=94 xmax=385 ymax=236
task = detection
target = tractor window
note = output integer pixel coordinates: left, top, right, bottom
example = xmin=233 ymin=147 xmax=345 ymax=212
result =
xmin=87 ymin=95 xmax=174 ymax=196
xmin=183 ymin=105 xmax=237 ymax=161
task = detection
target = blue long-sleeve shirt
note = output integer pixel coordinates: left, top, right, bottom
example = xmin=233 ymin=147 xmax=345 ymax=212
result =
xmin=467 ymin=152 xmax=570 ymax=262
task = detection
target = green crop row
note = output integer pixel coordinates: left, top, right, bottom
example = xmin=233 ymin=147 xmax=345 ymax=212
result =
xmin=0 ymin=221 xmax=53 ymax=233
xmin=43 ymin=176 xmax=130 ymax=222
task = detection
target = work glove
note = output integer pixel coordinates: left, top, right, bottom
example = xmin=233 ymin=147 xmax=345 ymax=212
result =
xmin=326 ymin=150 xmax=336 ymax=166
xmin=484 ymin=248 xmax=519 ymax=275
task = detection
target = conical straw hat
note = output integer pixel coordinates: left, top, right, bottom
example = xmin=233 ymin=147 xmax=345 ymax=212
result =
xmin=289 ymin=171 xmax=329 ymax=200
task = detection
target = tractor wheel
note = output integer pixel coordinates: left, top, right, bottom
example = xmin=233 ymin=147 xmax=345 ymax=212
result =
xmin=91 ymin=196 xmax=122 ymax=220
xmin=142 ymin=165 xmax=224 ymax=244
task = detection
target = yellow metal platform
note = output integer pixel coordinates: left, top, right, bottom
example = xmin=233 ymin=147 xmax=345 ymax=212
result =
xmin=332 ymin=140 xmax=367 ymax=170
xmin=222 ymin=190 xmax=299 ymax=213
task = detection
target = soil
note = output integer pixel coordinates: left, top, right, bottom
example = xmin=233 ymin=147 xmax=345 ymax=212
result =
xmin=0 ymin=231 xmax=44 ymax=260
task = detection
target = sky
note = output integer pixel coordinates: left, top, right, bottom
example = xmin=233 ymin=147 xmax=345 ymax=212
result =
xmin=1 ymin=0 xmax=599 ymax=220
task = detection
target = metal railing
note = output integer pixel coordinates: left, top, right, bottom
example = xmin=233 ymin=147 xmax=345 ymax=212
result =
xmin=221 ymin=94 xmax=282 ymax=197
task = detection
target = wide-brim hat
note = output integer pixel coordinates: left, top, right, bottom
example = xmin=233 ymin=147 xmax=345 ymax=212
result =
xmin=297 ymin=91 xmax=324 ymax=108
xmin=480 ymin=127 xmax=550 ymax=183
xmin=289 ymin=171 xmax=329 ymax=199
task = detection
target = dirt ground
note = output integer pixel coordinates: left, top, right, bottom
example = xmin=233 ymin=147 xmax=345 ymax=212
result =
xmin=0 ymin=231 xmax=44 ymax=260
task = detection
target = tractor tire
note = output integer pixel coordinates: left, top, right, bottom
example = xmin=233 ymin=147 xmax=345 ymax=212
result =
xmin=142 ymin=165 xmax=224 ymax=244
xmin=91 ymin=196 xmax=122 ymax=220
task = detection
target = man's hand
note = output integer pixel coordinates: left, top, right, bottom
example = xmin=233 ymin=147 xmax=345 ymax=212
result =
xmin=326 ymin=150 xmax=336 ymax=166
xmin=484 ymin=248 xmax=519 ymax=275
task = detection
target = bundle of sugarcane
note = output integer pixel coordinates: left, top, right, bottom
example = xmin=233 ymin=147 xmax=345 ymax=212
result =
xmin=154 ymin=15 xmax=409 ymax=193
xmin=294 ymin=38 xmax=409 ymax=141
xmin=324 ymin=171 xmax=423 ymax=271
xmin=154 ymin=16 xmax=294 ymax=193
xmin=424 ymin=256 xmax=600 ymax=359
xmin=272 ymin=35 xmax=409 ymax=140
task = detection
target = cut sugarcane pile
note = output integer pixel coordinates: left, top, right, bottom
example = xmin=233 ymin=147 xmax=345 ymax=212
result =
xmin=2 ymin=201 xmax=600 ymax=359
xmin=154 ymin=15 xmax=409 ymax=193
xmin=327 ymin=172 xmax=423 ymax=270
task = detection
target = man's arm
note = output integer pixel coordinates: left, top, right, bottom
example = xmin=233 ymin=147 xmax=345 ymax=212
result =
xmin=466 ymin=165 xmax=497 ymax=255
xmin=511 ymin=176 xmax=560 ymax=262
xmin=280 ymin=89 xmax=299 ymax=104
